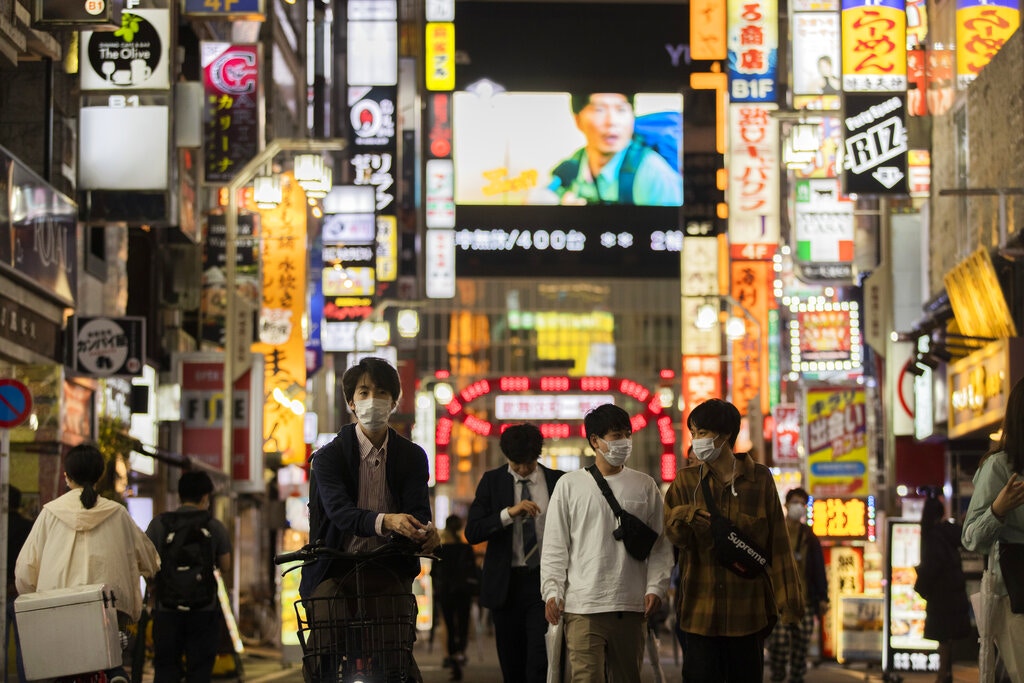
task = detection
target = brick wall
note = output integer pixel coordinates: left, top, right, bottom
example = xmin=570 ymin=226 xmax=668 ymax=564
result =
xmin=928 ymin=30 xmax=1024 ymax=295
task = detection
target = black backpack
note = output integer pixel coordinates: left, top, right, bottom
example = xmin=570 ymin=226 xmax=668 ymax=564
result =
xmin=155 ymin=509 xmax=218 ymax=611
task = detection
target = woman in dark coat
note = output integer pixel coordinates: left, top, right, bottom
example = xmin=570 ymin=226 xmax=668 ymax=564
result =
xmin=914 ymin=496 xmax=972 ymax=683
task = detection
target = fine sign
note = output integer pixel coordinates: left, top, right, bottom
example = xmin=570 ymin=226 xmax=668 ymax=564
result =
xmin=0 ymin=379 xmax=32 ymax=429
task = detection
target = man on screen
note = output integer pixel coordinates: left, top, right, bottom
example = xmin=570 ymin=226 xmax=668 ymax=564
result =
xmin=547 ymin=92 xmax=682 ymax=206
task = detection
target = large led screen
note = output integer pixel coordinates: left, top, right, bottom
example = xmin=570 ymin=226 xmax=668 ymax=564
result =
xmin=454 ymin=91 xmax=683 ymax=207
xmin=450 ymin=1 xmax=697 ymax=278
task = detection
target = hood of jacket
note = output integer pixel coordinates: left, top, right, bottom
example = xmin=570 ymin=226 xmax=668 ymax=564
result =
xmin=44 ymin=489 xmax=122 ymax=531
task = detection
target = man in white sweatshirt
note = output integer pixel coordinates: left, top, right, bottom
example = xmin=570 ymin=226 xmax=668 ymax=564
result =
xmin=541 ymin=403 xmax=674 ymax=682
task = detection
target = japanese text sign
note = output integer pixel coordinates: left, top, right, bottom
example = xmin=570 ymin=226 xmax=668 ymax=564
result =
xmin=804 ymin=385 xmax=869 ymax=496
xmin=202 ymin=43 xmax=261 ymax=184
xmin=841 ymin=0 xmax=907 ymax=91
xmin=727 ymin=0 xmax=779 ymax=102
xmin=955 ymin=0 xmax=1019 ymax=88
xmin=728 ymin=103 xmax=780 ymax=251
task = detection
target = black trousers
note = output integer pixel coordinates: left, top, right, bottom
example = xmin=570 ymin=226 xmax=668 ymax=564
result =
xmin=152 ymin=608 xmax=223 ymax=683
xmin=679 ymin=630 xmax=765 ymax=683
xmin=491 ymin=567 xmax=548 ymax=683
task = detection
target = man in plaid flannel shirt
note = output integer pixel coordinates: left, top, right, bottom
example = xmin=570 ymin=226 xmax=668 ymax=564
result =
xmin=664 ymin=399 xmax=804 ymax=681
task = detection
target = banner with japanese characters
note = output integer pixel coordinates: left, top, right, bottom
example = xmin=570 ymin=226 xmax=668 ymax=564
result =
xmin=727 ymin=103 xmax=780 ymax=254
xmin=727 ymin=0 xmax=779 ymax=102
xmin=840 ymin=0 xmax=907 ymax=92
xmin=730 ymin=259 xmax=772 ymax=417
xmin=955 ymin=0 xmax=1019 ymax=88
xmin=202 ymin=43 xmax=262 ymax=184
xmin=804 ymin=385 xmax=870 ymax=497
xmin=251 ymin=173 xmax=307 ymax=467
xmin=841 ymin=93 xmax=908 ymax=195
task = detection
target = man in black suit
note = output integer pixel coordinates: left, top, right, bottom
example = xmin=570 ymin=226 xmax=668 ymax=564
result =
xmin=301 ymin=357 xmax=441 ymax=682
xmin=466 ymin=424 xmax=565 ymax=683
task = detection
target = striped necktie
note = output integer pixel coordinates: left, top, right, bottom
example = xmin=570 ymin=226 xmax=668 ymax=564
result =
xmin=520 ymin=479 xmax=539 ymax=568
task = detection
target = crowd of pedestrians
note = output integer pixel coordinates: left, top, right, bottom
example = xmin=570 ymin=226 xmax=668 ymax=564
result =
xmin=7 ymin=358 xmax=1023 ymax=683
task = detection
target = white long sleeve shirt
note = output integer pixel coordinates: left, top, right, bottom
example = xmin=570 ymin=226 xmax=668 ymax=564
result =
xmin=540 ymin=466 xmax=673 ymax=614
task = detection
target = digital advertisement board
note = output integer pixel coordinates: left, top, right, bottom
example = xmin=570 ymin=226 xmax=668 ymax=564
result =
xmin=450 ymin=1 xmax=697 ymax=278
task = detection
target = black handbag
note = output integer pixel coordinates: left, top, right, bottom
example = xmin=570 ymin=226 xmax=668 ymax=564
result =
xmin=999 ymin=541 xmax=1024 ymax=614
xmin=587 ymin=466 xmax=659 ymax=561
xmin=700 ymin=475 xmax=770 ymax=579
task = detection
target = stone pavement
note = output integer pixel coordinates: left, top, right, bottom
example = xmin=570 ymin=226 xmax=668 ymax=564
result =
xmin=210 ymin=624 xmax=982 ymax=683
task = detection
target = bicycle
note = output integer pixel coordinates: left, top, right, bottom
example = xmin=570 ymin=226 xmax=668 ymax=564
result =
xmin=275 ymin=539 xmax=434 ymax=683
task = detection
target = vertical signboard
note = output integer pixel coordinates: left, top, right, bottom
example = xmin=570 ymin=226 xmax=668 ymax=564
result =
xmin=841 ymin=94 xmax=908 ymax=195
xmin=794 ymin=178 xmax=854 ymax=263
xmin=841 ymin=0 xmax=907 ymax=91
xmin=202 ymin=43 xmax=262 ymax=184
xmin=727 ymin=103 xmax=780 ymax=253
xmin=348 ymin=85 xmax=398 ymax=291
xmin=956 ymin=0 xmax=1019 ymax=88
xmin=425 ymin=22 xmax=455 ymax=91
xmin=681 ymin=236 xmax=722 ymax=357
xmin=691 ymin=0 xmax=727 ymax=60
xmin=804 ymin=385 xmax=869 ymax=496
xmin=730 ymin=259 xmax=771 ymax=416
xmin=885 ymin=520 xmax=938 ymax=674
xmin=792 ymin=11 xmax=841 ymax=110
xmin=727 ymin=0 xmax=779 ymax=102
xmin=772 ymin=403 xmax=800 ymax=466
xmin=251 ymin=173 xmax=307 ymax=467
xmin=425 ymin=229 xmax=456 ymax=299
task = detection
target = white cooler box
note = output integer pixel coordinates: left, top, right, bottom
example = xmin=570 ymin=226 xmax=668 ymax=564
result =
xmin=14 ymin=583 xmax=122 ymax=680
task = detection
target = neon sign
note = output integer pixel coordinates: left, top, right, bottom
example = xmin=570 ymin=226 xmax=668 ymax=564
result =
xmin=434 ymin=374 xmax=678 ymax=480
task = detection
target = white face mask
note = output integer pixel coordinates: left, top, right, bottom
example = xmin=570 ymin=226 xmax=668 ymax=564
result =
xmin=353 ymin=397 xmax=392 ymax=432
xmin=691 ymin=435 xmax=722 ymax=463
xmin=787 ymin=502 xmax=806 ymax=521
xmin=600 ymin=438 xmax=632 ymax=467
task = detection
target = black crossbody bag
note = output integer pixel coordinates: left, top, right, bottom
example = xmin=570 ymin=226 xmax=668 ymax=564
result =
xmin=700 ymin=475 xmax=770 ymax=579
xmin=587 ymin=465 xmax=659 ymax=561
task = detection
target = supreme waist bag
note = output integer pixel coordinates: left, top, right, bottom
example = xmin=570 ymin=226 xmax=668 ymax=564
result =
xmin=701 ymin=476 xmax=770 ymax=580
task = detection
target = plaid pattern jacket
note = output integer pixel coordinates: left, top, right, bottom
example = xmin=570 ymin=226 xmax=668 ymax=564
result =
xmin=664 ymin=452 xmax=805 ymax=637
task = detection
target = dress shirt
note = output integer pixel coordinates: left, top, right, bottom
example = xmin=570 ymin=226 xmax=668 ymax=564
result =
xmin=499 ymin=466 xmax=549 ymax=567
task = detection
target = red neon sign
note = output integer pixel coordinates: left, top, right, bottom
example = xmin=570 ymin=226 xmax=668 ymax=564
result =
xmin=433 ymin=375 xmax=676 ymax=475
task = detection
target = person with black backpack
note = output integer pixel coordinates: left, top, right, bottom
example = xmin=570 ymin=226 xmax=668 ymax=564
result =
xmin=146 ymin=470 xmax=232 ymax=683
xmin=546 ymin=92 xmax=683 ymax=207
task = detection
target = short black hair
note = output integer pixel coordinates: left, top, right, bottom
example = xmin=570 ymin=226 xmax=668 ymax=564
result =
xmin=584 ymin=403 xmax=632 ymax=442
xmin=179 ymin=470 xmax=215 ymax=503
xmin=341 ymin=357 xmax=402 ymax=404
xmin=687 ymin=399 xmax=742 ymax=447
xmin=786 ymin=487 xmax=810 ymax=504
xmin=570 ymin=92 xmax=636 ymax=115
xmin=499 ymin=423 xmax=544 ymax=464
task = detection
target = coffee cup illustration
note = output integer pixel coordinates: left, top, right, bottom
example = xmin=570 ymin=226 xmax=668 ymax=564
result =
xmin=111 ymin=70 xmax=132 ymax=84
xmin=130 ymin=59 xmax=152 ymax=83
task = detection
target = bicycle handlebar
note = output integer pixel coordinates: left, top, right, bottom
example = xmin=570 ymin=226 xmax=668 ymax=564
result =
xmin=274 ymin=538 xmax=436 ymax=568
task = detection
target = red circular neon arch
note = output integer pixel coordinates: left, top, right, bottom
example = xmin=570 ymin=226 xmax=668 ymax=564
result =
xmin=434 ymin=375 xmax=676 ymax=458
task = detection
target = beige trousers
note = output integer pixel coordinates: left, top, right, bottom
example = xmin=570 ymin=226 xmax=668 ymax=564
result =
xmin=563 ymin=611 xmax=645 ymax=683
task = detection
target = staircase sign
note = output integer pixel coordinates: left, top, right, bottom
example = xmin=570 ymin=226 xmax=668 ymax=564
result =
xmin=0 ymin=379 xmax=31 ymax=429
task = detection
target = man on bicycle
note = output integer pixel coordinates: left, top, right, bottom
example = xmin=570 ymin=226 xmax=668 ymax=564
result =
xmin=301 ymin=357 xmax=440 ymax=682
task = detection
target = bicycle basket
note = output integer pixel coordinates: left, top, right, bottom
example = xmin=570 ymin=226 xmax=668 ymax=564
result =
xmin=295 ymin=592 xmax=418 ymax=683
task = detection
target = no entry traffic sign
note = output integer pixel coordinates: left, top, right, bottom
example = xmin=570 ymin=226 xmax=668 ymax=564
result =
xmin=0 ymin=379 xmax=32 ymax=429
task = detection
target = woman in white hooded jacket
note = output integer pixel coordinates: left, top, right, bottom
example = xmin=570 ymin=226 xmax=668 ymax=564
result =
xmin=15 ymin=443 xmax=160 ymax=680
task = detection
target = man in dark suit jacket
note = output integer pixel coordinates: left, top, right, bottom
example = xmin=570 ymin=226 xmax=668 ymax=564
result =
xmin=466 ymin=424 xmax=565 ymax=683
xmin=300 ymin=358 xmax=440 ymax=682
